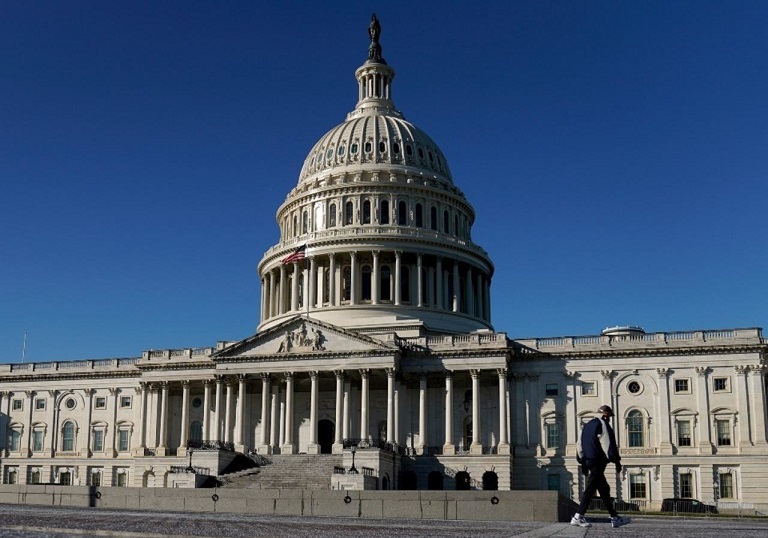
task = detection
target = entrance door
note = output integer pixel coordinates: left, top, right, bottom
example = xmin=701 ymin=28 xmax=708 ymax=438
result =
xmin=318 ymin=419 xmax=334 ymax=454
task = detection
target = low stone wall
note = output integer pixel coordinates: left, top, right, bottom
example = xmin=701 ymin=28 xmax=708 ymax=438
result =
xmin=0 ymin=485 xmax=573 ymax=522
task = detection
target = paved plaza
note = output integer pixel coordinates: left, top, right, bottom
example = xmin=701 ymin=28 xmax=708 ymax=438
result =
xmin=1 ymin=505 xmax=768 ymax=537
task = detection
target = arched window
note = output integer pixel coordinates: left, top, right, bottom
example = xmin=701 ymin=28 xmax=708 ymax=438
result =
xmin=9 ymin=429 xmax=21 ymax=451
xmin=361 ymin=265 xmax=372 ymax=301
xmin=380 ymin=265 xmax=392 ymax=301
xmin=398 ymin=201 xmax=408 ymax=225
xmin=329 ymin=204 xmax=337 ymax=227
xmin=400 ymin=265 xmax=410 ymax=303
xmin=302 ymin=211 xmax=309 ymax=234
xmin=482 ymin=471 xmax=498 ymax=491
xmin=380 ymin=200 xmax=389 ymax=224
xmin=362 ymin=200 xmax=371 ymax=224
xmin=627 ymin=410 xmax=645 ymax=447
xmin=430 ymin=206 xmax=437 ymax=230
xmin=415 ymin=203 xmax=423 ymax=227
xmin=443 ymin=210 xmax=449 ymax=233
xmin=345 ymin=201 xmax=354 ymax=225
xmin=455 ymin=471 xmax=471 ymax=490
xmin=62 ymin=422 xmax=76 ymax=452
xmin=342 ymin=266 xmax=351 ymax=301
xmin=190 ymin=421 xmax=203 ymax=443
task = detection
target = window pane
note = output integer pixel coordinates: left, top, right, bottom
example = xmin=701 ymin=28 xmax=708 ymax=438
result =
xmin=678 ymin=421 xmax=691 ymax=446
xmin=719 ymin=473 xmax=734 ymax=498
xmin=630 ymin=474 xmax=647 ymax=498
xmin=546 ymin=423 xmax=560 ymax=448
xmin=680 ymin=473 xmax=693 ymax=498
xmin=63 ymin=423 xmax=75 ymax=451
xmin=93 ymin=430 xmax=104 ymax=452
xmin=33 ymin=430 xmax=44 ymax=451
xmin=119 ymin=430 xmax=130 ymax=451
xmin=627 ymin=411 xmax=644 ymax=447
xmin=716 ymin=420 xmax=731 ymax=446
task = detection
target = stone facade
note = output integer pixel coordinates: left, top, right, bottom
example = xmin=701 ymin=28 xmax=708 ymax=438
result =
xmin=1 ymin=18 xmax=766 ymax=509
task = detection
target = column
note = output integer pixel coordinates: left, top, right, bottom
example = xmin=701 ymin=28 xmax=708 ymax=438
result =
xmin=279 ymin=265 xmax=287 ymax=314
xmin=372 ymin=251 xmax=380 ymax=304
xmin=258 ymin=374 xmax=270 ymax=452
xmin=484 ymin=279 xmax=491 ymax=320
xmin=343 ymin=380 xmax=350 ymax=442
xmin=444 ymin=371 xmax=455 ymax=455
xmin=417 ymin=374 xmax=427 ymax=454
xmin=734 ymin=365 xmax=751 ymax=446
xmin=269 ymin=382 xmax=279 ymax=451
xmin=235 ymin=375 xmax=246 ymax=451
xmin=264 ymin=272 xmax=272 ymax=319
xmin=213 ymin=377 xmax=223 ymax=442
xmin=137 ymin=384 xmax=148 ymax=452
xmin=308 ymin=256 xmax=317 ymax=309
xmin=24 ymin=391 xmax=34 ymax=456
xmin=394 ymin=387 xmax=400 ymax=447
xmin=452 ymin=262 xmax=460 ymax=312
xmin=470 ymin=370 xmax=482 ymax=454
xmin=428 ymin=266 xmax=436 ymax=307
xmin=657 ymin=368 xmax=673 ymax=454
xmin=333 ymin=371 xmax=344 ymax=453
xmin=81 ymin=389 xmax=94 ymax=458
xmin=476 ymin=273 xmax=484 ymax=320
xmin=157 ymin=382 xmax=169 ymax=455
xmin=416 ymin=253 xmax=423 ymax=307
xmin=178 ymin=381 xmax=190 ymax=453
xmin=224 ymin=380 xmax=233 ymax=444
xmin=394 ymin=251 xmax=402 ymax=305
xmin=350 ymin=251 xmax=358 ymax=305
xmin=386 ymin=368 xmax=395 ymax=444
xmin=695 ymin=366 xmax=713 ymax=453
xmin=465 ymin=266 xmax=474 ymax=315
xmin=328 ymin=254 xmax=337 ymax=306
xmin=360 ymin=369 xmax=370 ymax=443
xmin=749 ymin=365 xmax=768 ymax=446
xmin=497 ymin=369 xmax=510 ymax=454
xmin=435 ymin=257 xmax=443 ymax=309
xmin=291 ymin=262 xmax=300 ymax=311
xmin=308 ymin=371 xmax=320 ymax=454
xmin=282 ymin=373 xmax=294 ymax=453
xmin=202 ymin=380 xmax=212 ymax=442
xmin=46 ymin=390 xmax=57 ymax=456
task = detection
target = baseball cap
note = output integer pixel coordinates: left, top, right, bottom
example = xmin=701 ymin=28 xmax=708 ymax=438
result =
xmin=598 ymin=405 xmax=614 ymax=416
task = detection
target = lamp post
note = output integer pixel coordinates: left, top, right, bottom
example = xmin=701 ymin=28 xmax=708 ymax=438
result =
xmin=349 ymin=445 xmax=358 ymax=474
xmin=186 ymin=448 xmax=194 ymax=473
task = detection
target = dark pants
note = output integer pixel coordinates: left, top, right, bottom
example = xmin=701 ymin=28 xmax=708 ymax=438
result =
xmin=577 ymin=462 xmax=618 ymax=517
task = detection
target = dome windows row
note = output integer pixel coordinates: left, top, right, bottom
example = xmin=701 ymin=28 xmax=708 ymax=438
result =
xmin=281 ymin=196 xmax=472 ymax=241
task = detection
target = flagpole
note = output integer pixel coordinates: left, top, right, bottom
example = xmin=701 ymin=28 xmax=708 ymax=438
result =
xmin=22 ymin=331 xmax=27 ymax=364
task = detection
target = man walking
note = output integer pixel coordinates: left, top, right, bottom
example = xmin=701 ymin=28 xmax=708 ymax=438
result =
xmin=571 ymin=405 xmax=630 ymax=528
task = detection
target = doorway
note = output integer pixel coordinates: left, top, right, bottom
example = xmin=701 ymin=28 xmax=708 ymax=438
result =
xmin=318 ymin=419 xmax=334 ymax=454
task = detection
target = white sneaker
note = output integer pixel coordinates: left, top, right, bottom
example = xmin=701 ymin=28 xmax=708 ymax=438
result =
xmin=570 ymin=515 xmax=592 ymax=527
xmin=611 ymin=516 xmax=630 ymax=528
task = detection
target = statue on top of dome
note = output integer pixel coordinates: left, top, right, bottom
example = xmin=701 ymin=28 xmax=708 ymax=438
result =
xmin=367 ymin=14 xmax=386 ymax=64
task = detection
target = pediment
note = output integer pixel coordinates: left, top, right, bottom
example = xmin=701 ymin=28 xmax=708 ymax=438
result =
xmin=213 ymin=316 xmax=394 ymax=360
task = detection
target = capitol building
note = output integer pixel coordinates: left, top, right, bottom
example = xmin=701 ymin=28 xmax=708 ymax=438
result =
xmin=2 ymin=17 xmax=766 ymax=508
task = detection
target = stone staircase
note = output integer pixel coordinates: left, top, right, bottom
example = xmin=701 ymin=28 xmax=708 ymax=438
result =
xmin=219 ymin=454 xmax=342 ymax=490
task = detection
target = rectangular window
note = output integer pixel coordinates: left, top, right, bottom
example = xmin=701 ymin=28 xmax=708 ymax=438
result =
xmin=545 ymin=423 xmax=560 ymax=448
xmin=118 ymin=429 xmax=130 ymax=451
xmin=33 ymin=430 xmax=44 ymax=452
xmin=719 ymin=473 xmax=734 ymax=498
xmin=92 ymin=430 xmax=104 ymax=452
xmin=581 ymin=382 xmax=596 ymax=396
xmin=713 ymin=377 xmax=729 ymax=392
xmin=680 ymin=472 xmax=693 ymax=498
xmin=35 ymin=398 xmax=46 ymax=410
xmin=9 ymin=430 xmax=21 ymax=451
xmin=674 ymin=379 xmax=690 ymax=393
xmin=12 ymin=399 xmax=22 ymax=411
xmin=91 ymin=471 xmax=101 ymax=487
xmin=677 ymin=420 xmax=692 ymax=447
xmin=6 ymin=468 xmax=18 ymax=485
xmin=94 ymin=397 xmax=107 ymax=410
xmin=629 ymin=473 xmax=647 ymax=498
xmin=29 ymin=468 xmax=41 ymax=484
xmin=545 ymin=383 xmax=559 ymax=397
xmin=120 ymin=396 xmax=132 ymax=408
xmin=59 ymin=471 xmax=72 ymax=486
xmin=716 ymin=419 xmax=731 ymax=446
xmin=116 ymin=471 xmax=128 ymax=487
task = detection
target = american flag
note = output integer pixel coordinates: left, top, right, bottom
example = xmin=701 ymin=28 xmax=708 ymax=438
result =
xmin=281 ymin=244 xmax=307 ymax=264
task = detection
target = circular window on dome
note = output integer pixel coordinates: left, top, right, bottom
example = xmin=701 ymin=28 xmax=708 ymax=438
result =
xmin=338 ymin=146 xmax=345 ymax=156
xmin=351 ymin=143 xmax=358 ymax=154
xmin=192 ymin=397 xmax=202 ymax=409
xmin=627 ymin=381 xmax=642 ymax=395
xmin=379 ymin=141 xmax=386 ymax=153
xmin=406 ymin=144 xmax=412 ymax=156
xmin=364 ymin=141 xmax=372 ymax=153
xmin=393 ymin=143 xmax=400 ymax=154
xmin=418 ymin=147 xmax=424 ymax=159
xmin=66 ymin=398 xmax=76 ymax=410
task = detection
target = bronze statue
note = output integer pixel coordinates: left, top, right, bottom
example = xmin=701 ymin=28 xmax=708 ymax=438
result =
xmin=368 ymin=13 xmax=381 ymax=43
xmin=367 ymin=13 xmax=386 ymax=64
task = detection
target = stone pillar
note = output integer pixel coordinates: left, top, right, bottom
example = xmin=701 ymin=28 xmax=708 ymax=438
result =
xmin=137 ymin=383 xmax=148 ymax=452
xmin=416 ymin=253 xmax=423 ymax=307
xmin=333 ymin=371 xmax=344 ymax=453
xmin=394 ymin=251 xmax=402 ymax=305
xmin=394 ymin=387 xmax=400 ymax=446
xmin=291 ymin=262 xmax=300 ymax=311
xmin=696 ymin=366 xmax=713 ymax=454
xmin=282 ymin=373 xmax=295 ymax=454
xmin=81 ymin=389 xmax=94 ymax=458
xmin=372 ymin=251 xmax=380 ymax=305
xmin=749 ymin=365 xmax=768 ymax=446
xmin=498 ymin=369 xmax=510 ymax=454
xmin=213 ymin=377 xmax=223 ymax=442
xmin=735 ymin=365 xmax=751 ymax=446
xmin=466 ymin=266 xmax=474 ymax=315
xmin=308 ymin=256 xmax=317 ymax=309
xmin=269 ymin=382 xmax=279 ymax=452
xmin=452 ymin=262 xmax=460 ymax=312
xmin=470 ymin=370 xmax=482 ymax=454
xmin=328 ymin=254 xmax=336 ymax=306
xmin=24 ymin=390 xmax=34 ymax=456
xmin=263 ymin=272 xmax=271 ymax=320
xmin=235 ymin=375 xmax=246 ymax=451
xmin=224 ymin=380 xmax=233 ymax=444
xmin=258 ymin=374 xmax=270 ymax=453
xmin=386 ymin=368 xmax=395 ymax=444
xmin=308 ymin=371 xmax=320 ymax=454
xmin=657 ymin=368 xmax=673 ymax=454
xmin=360 ymin=369 xmax=370 ymax=443
xmin=47 ymin=390 xmax=57 ymax=456
xmin=279 ymin=265 xmax=287 ymax=314
xmin=343 ymin=380 xmax=350 ymax=442
xmin=157 ymin=382 xmax=169 ymax=455
xmin=444 ymin=371 xmax=455 ymax=455
xmin=476 ymin=273 xmax=484 ymax=320
xmin=202 ymin=380 xmax=211 ymax=442
xmin=178 ymin=381 xmax=190 ymax=453
xmin=349 ymin=251 xmax=358 ymax=305
xmin=417 ymin=374 xmax=427 ymax=454
xmin=427 ymin=266 xmax=435 ymax=307
xmin=435 ymin=257 xmax=443 ymax=309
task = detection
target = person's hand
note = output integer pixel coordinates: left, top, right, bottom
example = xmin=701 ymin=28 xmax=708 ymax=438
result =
xmin=616 ymin=463 xmax=622 ymax=473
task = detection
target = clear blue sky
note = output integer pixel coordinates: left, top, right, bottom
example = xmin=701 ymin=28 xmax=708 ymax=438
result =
xmin=2 ymin=2 xmax=767 ymax=362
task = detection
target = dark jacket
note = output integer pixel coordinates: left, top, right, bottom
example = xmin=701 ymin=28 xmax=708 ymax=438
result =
xmin=577 ymin=416 xmax=620 ymax=467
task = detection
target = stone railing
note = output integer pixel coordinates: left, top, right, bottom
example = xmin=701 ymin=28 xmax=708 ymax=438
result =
xmin=398 ymin=332 xmax=507 ymax=350
xmin=141 ymin=348 xmax=215 ymax=361
xmin=2 ymin=358 xmax=140 ymax=374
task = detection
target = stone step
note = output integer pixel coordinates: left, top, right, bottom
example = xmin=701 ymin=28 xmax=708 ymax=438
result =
xmin=220 ymin=454 xmax=342 ymax=490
